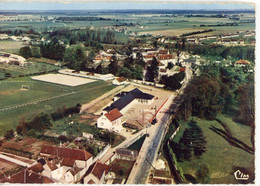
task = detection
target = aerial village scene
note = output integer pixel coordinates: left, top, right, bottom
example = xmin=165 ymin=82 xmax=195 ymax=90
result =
xmin=0 ymin=1 xmax=256 ymax=185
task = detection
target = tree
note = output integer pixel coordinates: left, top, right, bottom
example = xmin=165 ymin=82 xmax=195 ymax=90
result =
xmin=16 ymin=125 xmax=23 ymax=135
xmin=108 ymin=55 xmax=119 ymax=75
xmin=145 ymin=57 xmax=159 ymax=82
xmin=4 ymin=73 xmax=12 ymax=78
xmin=4 ymin=129 xmax=14 ymax=140
xmin=19 ymin=46 xmax=32 ymax=59
xmin=167 ymin=62 xmax=174 ymax=69
xmin=31 ymin=46 xmax=41 ymax=58
xmin=196 ymin=164 xmax=211 ymax=184
xmin=135 ymin=52 xmax=145 ymax=67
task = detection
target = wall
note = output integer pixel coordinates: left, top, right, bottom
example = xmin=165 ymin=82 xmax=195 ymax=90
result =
xmin=94 ymin=144 xmax=111 ymax=162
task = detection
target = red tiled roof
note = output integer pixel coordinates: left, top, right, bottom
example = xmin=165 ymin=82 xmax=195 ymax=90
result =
xmin=61 ymin=157 xmax=75 ymax=167
xmin=28 ymin=163 xmax=44 ymax=173
xmin=235 ymin=60 xmax=250 ymax=64
xmin=89 ymin=161 xmax=111 ymax=180
xmin=158 ymin=54 xmax=173 ymax=60
xmin=88 ymin=179 xmax=95 ymax=184
xmin=160 ymin=69 xmax=167 ymax=73
xmin=85 ymin=161 xmax=111 ymax=180
xmin=158 ymin=50 xmax=168 ymax=54
xmin=8 ymin=169 xmax=54 ymax=184
xmin=179 ymin=67 xmax=186 ymax=72
xmin=116 ymin=77 xmax=126 ymax=82
xmin=69 ymin=167 xmax=83 ymax=176
xmin=46 ymin=162 xmax=58 ymax=171
xmin=144 ymin=55 xmax=155 ymax=59
xmin=104 ymin=108 xmax=123 ymax=122
xmin=2 ymin=142 xmax=23 ymax=150
xmin=40 ymin=145 xmax=92 ymax=161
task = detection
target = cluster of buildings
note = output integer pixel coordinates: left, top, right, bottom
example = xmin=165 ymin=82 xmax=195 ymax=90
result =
xmin=0 ymin=145 xmax=113 ymax=184
xmin=94 ymin=49 xmax=127 ymax=63
xmin=97 ymin=88 xmax=155 ymax=133
xmin=0 ymin=34 xmax=31 ymax=43
xmin=0 ymin=52 xmax=29 ymax=66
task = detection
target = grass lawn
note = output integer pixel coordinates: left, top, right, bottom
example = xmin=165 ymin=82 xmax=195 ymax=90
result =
xmin=127 ymin=135 xmax=146 ymax=152
xmin=0 ymin=61 xmax=60 ymax=77
xmin=110 ymin=159 xmax=135 ymax=180
xmin=51 ymin=114 xmax=100 ymax=136
xmin=0 ymin=76 xmax=116 ymax=136
xmin=173 ymin=116 xmax=254 ymax=184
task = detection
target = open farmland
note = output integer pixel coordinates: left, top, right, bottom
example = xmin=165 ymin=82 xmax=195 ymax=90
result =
xmin=0 ymin=76 xmax=116 ymax=136
xmin=0 ymin=41 xmax=25 ymax=54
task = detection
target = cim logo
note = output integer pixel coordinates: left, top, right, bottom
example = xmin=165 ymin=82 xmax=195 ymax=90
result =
xmin=234 ymin=169 xmax=250 ymax=181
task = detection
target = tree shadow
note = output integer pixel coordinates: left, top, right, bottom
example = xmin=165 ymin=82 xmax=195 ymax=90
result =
xmin=184 ymin=174 xmax=197 ymax=184
xmin=209 ymin=125 xmax=253 ymax=154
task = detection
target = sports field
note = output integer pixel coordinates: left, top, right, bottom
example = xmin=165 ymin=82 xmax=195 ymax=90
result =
xmin=0 ymin=76 xmax=116 ymax=136
xmin=31 ymin=74 xmax=96 ymax=86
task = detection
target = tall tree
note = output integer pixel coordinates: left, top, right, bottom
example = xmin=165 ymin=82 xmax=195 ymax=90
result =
xmin=19 ymin=46 xmax=32 ymax=59
xmin=108 ymin=55 xmax=119 ymax=75
xmin=145 ymin=57 xmax=159 ymax=82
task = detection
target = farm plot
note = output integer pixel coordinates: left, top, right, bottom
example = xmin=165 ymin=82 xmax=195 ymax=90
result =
xmin=31 ymin=74 xmax=96 ymax=87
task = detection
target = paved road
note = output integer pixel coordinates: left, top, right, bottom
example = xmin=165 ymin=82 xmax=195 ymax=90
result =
xmin=126 ymin=94 xmax=175 ymax=184
xmin=126 ymin=64 xmax=192 ymax=184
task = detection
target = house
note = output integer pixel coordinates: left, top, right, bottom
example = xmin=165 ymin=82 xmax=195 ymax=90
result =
xmin=104 ymin=88 xmax=154 ymax=114
xmin=116 ymin=148 xmax=138 ymax=161
xmin=82 ymin=161 xmax=111 ymax=184
xmin=64 ymin=167 xmax=83 ymax=183
xmin=234 ymin=60 xmax=250 ymax=67
xmin=28 ymin=163 xmax=44 ymax=173
xmin=112 ymin=77 xmax=128 ymax=85
xmin=1 ymin=169 xmax=55 ymax=184
xmin=183 ymin=59 xmax=196 ymax=65
xmin=42 ymin=161 xmax=59 ymax=178
xmin=151 ymin=170 xmax=173 ymax=184
xmin=97 ymin=108 xmax=124 ymax=132
xmin=40 ymin=145 xmax=93 ymax=169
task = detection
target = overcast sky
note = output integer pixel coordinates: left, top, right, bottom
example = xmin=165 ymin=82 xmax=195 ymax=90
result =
xmin=0 ymin=2 xmax=255 ymax=10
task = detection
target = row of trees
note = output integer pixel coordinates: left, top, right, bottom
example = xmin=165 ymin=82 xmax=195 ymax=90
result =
xmin=48 ymin=28 xmax=117 ymax=45
xmin=16 ymin=104 xmax=81 ymax=136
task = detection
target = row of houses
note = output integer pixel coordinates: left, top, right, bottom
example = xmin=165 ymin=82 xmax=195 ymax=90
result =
xmin=94 ymin=49 xmax=127 ymax=63
xmin=1 ymin=143 xmax=140 ymax=184
xmin=0 ymin=145 xmax=113 ymax=184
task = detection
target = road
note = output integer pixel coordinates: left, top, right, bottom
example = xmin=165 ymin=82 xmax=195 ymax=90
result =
xmin=126 ymin=65 xmax=192 ymax=184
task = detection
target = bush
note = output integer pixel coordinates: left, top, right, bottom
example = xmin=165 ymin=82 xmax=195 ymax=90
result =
xmin=4 ymin=129 xmax=14 ymax=140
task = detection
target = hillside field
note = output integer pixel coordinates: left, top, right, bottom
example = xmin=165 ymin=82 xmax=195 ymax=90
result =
xmin=173 ymin=116 xmax=254 ymax=184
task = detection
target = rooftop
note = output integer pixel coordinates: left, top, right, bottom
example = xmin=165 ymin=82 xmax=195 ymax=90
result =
xmin=104 ymin=108 xmax=123 ymax=122
xmin=104 ymin=88 xmax=154 ymax=112
xmin=40 ymin=145 xmax=92 ymax=161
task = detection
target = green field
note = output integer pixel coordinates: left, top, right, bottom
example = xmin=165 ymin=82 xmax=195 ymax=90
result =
xmin=0 ymin=61 xmax=61 ymax=79
xmin=51 ymin=114 xmax=100 ymax=136
xmin=0 ymin=76 xmax=116 ymax=136
xmin=173 ymin=115 xmax=254 ymax=184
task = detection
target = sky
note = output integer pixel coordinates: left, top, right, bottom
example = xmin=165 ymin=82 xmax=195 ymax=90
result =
xmin=0 ymin=1 xmax=255 ymax=10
